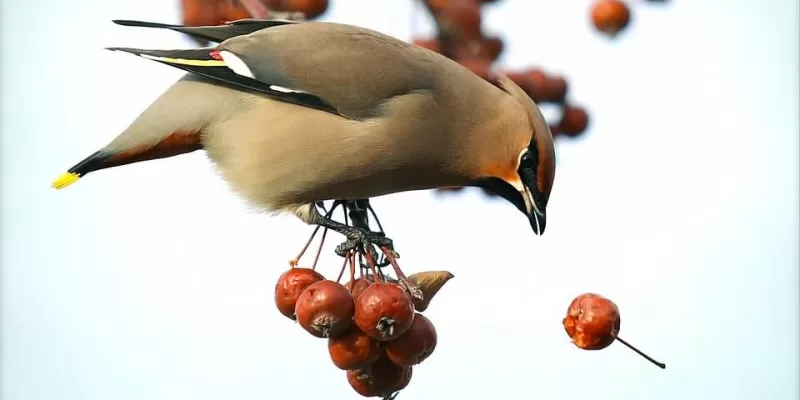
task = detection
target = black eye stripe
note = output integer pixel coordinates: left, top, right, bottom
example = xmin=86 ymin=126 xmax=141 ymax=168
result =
xmin=520 ymin=151 xmax=535 ymax=168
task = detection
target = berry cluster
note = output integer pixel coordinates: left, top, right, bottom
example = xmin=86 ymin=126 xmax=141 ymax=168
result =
xmin=275 ymin=241 xmax=453 ymax=398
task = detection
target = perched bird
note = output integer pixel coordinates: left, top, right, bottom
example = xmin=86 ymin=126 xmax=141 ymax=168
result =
xmin=51 ymin=18 xmax=556 ymax=255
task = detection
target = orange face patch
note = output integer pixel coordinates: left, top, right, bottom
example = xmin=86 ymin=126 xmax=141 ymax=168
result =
xmin=480 ymin=161 xmax=520 ymax=186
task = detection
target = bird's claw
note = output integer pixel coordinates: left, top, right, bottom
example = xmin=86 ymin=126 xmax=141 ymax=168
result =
xmin=334 ymin=228 xmax=393 ymax=260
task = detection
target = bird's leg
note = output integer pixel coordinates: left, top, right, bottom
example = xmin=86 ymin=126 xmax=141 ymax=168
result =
xmin=310 ymin=199 xmax=394 ymax=260
xmin=341 ymin=201 xmax=420 ymax=301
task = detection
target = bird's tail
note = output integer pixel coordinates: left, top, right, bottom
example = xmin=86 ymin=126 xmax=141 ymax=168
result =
xmin=50 ymin=72 xmax=249 ymax=190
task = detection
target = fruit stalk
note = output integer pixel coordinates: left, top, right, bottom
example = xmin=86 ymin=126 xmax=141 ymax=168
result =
xmin=289 ymin=201 xmax=341 ymax=267
xmin=615 ymin=336 xmax=666 ymax=369
xmin=380 ymin=246 xmax=423 ymax=302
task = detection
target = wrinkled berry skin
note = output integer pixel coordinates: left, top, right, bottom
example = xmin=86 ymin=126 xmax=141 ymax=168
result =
xmin=384 ymin=313 xmax=438 ymax=366
xmin=346 ymin=355 xmax=411 ymax=397
xmin=563 ymin=293 xmax=621 ymax=350
xmin=328 ymin=325 xmax=382 ymax=370
xmin=354 ymin=282 xmax=415 ymax=341
xmin=295 ymin=280 xmax=355 ymax=338
xmin=274 ymin=268 xmax=325 ymax=320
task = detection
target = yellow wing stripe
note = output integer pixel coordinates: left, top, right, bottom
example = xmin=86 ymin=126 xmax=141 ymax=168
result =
xmin=139 ymin=55 xmax=226 ymax=67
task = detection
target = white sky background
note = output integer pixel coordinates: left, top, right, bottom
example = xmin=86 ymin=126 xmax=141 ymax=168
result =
xmin=2 ymin=0 xmax=798 ymax=399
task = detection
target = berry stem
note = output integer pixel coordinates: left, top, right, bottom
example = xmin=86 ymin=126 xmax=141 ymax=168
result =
xmin=289 ymin=225 xmax=320 ymax=268
xmin=289 ymin=202 xmax=339 ymax=267
xmin=379 ymin=246 xmax=423 ymax=302
xmin=362 ymin=249 xmax=383 ymax=282
xmin=348 ymin=252 xmax=357 ymax=285
xmin=335 ymin=249 xmax=349 ymax=283
xmin=311 ymin=227 xmax=328 ymax=270
xmin=615 ymin=336 xmax=666 ymax=369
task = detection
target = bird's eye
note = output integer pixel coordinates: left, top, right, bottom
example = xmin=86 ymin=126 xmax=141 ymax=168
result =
xmin=520 ymin=151 xmax=535 ymax=169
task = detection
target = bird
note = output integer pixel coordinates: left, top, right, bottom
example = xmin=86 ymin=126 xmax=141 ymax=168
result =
xmin=51 ymin=18 xmax=557 ymax=259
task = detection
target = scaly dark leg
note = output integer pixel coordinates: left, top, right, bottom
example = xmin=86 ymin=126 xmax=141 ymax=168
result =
xmin=309 ymin=199 xmax=394 ymax=259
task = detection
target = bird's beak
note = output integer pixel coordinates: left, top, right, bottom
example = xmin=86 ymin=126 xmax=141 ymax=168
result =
xmin=521 ymin=185 xmax=546 ymax=235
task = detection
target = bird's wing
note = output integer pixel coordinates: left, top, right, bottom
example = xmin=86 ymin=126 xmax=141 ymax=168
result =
xmin=106 ymin=47 xmax=342 ymax=117
xmin=112 ymin=18 xmax=297 ymax=44
xmin=109 ymin=20 xmax=443 ymax=120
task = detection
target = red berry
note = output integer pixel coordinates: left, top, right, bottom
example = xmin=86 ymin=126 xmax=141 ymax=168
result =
xmin=563 ymin=293 xmax=667 ymax=368
xmin=328 ymin=325 xmax=382 ymax=370
xmin=294 ymin=280 xmax=355 ymax=338
xmin=274 ymin=268 xmax=325 ymax=320
xmin=345 ymin=276 xmax=374 ymax=301
xmin=384 ymin=313 xmax=438 ymax=366
xmin=563 ymin=293 xmax=620 ymax=350
xmin=481 ymin=36 xmax=504 ymax=61
xmin=354 ymin=282 xmax=415 ymax=341
xmin=346 ymin=355 xmax=411 ymax=397
xmin=439 ymin=0 xmax=482 ymax=39
xmin=590 ymin=0 xmax=631 ymax=37
xmin=548 ymin=76 xmax=569 ymax=103
xmin=525 ymin=68 xmax=551 ymax=103
xmin=395 ymin=366 xmax=413 ymax=392
xmin=559 ymin=106 xmax=590 ymax=137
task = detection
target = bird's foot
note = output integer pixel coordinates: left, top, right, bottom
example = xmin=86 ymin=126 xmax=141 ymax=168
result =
xmin=334 ymin=226 xmax=393 ymax=260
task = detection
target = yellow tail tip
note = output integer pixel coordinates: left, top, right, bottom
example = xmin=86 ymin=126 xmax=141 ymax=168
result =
xmin=51 ymin=172 xmax=80 ymax=190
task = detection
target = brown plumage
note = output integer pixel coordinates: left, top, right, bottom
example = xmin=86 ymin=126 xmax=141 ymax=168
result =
xmin=52 ymin=19 xmax=556 ymax=236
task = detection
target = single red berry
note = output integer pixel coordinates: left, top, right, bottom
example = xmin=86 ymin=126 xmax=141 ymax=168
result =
xmin=328 ymin=325 xmax=382 ymax=370
xmin=563 ymin=293 xmax=620 ymax=350
xmin=294 ymin=280 xmax=355 ymax=338
xmin=345 ymin=276 xmax=374 ymax=301
xmin=384 ymin=313 xmax=438 ymax=366
xmin=354 ymin=282 xmax=415 ymax=341
xmin=563 ymin=293 xmax=667 ymax=369
xmin=439 ymin=0 xmax=482 ymax=39
xmin=559 ymin=106 xmax=590 ymax=137
xmin=346 ymin=355 xmax=411 ymax=397
xmin=547 ymin=76 xmax=569 ymax=103
xmin=590 ymin=0 xmax=631 ymax=37
xmin=274 ymin=268 xmax=325 ymax=320
xmin=481 ymin=36 xmax=504 ymax=61
xmin=525 ymin=68 xmax=551 ymax=103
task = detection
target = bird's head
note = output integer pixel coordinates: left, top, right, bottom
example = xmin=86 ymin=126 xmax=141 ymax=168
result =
xmin=474 ymin=74 xmax=556 ymax=235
